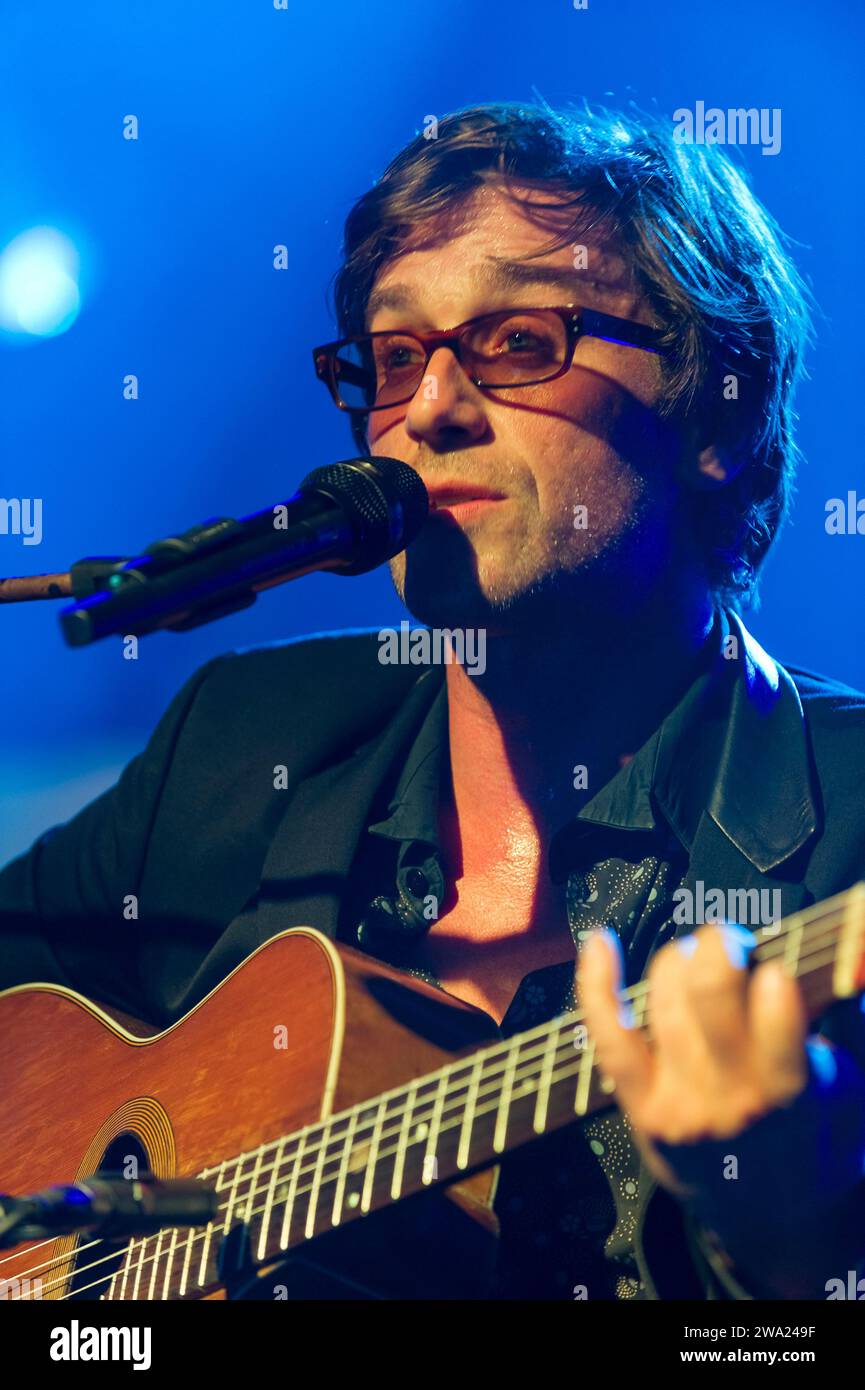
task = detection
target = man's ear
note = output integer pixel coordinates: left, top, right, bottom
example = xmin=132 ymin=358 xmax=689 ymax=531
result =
xmin=678 ymin=418 xmax=747 ymax=492
xmin=693 ymin=441 xmax=745 ymax=487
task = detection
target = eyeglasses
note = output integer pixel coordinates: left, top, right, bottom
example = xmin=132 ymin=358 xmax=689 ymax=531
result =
xmin=312 ymin=304 xmax=669 ymax=415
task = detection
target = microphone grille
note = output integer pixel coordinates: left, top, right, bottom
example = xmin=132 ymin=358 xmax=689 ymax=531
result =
xmin=298 ymin=456 xmax=428 ymax=574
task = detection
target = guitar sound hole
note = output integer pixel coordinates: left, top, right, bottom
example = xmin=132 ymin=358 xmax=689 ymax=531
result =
xmin=65 ymin=1132 xmax=151 ymax=1300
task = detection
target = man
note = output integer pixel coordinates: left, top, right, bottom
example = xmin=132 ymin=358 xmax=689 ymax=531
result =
xmin=2 ymin=101 xmax=865 ymax=1300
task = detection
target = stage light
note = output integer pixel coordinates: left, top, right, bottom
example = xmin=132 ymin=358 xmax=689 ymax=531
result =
xmin=0 ymin=227 xmax=81 ymax=338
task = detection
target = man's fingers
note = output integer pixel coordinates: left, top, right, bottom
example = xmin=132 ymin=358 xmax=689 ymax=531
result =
xmin=653 ymin=922 xmax=756 ymax=1073
xmin=748 ymin=960 xmax=809 ymax=1104
xmin=577 ymin=929 xmax=653 ymax=1110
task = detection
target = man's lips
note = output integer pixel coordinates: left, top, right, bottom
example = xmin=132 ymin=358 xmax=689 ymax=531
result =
xmin=424 ymin=481 xmax=508 ymax=516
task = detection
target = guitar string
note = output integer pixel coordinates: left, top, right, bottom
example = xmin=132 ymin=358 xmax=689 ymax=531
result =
xmin=6 ymin=914 xmax=850 ymax=1298
xmin=5 ymin=896 xmax=852 ymax=1270
xmin=55 ymin=1041 xmax=800 ymax=1300
xmin=7 ymin=909 xmax=846 ymax=1288
xmin=7 ymin=916 xmax=848 ymax=1296
xmin=35 ymin=938 xmax=857 ymax=1303
xmin=58 ymin=938 xmax=849 ymax=1303
xmin=21 ymin=928 xmax=848 ymax=1301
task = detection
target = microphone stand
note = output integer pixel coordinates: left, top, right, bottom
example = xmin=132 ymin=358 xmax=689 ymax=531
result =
xmin=0 ymin=558 xmax=128 ymax=603
xmin=0 ymin=501 xmax=349 ymax=647
xmin=0 ymin=1177 xmax=219 ymax=1248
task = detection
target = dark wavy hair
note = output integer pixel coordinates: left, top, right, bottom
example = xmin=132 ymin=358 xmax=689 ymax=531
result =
xmin=331 ymin=101 xmax=813 ymax=609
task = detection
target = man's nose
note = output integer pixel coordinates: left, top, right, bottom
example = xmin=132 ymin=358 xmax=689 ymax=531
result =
xmin=403 ymin=346 xmax=489 ymax=449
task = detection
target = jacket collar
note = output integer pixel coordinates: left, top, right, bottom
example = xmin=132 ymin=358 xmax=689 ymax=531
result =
xmin=251 ymin=663 xmax=444 ymax=944
xmin=551 ymin=607 xmax=820 ymax=876
xmin=652 ymin=608 xmax=819 ymax=872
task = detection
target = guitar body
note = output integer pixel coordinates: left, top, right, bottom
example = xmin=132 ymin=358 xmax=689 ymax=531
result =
xmin=0 ymin=929 xmax=502 ymax=1300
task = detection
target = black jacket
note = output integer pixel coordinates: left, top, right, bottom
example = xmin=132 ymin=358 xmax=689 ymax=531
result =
xmin=2 ymin=614 xmax=865 ymax=1297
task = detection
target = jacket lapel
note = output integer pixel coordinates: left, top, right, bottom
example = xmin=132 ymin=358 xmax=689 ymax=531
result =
xmin=250 ymin=666 xmax=444 ymax=945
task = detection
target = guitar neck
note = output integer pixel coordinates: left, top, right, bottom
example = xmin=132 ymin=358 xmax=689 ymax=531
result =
xmin=111 ymin=884 xmax=865 ymax=1300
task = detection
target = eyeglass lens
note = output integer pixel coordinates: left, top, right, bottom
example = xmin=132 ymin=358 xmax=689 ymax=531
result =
xmin=331 ymin=309 xmax=570 ymax=410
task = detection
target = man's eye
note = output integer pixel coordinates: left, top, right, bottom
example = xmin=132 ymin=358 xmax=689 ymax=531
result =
xmin=375 ymin=340 xmax=423 ymax=373
xmin=490 ymin=323 xmax=557 ymax=358
xmin=502 ymin=329 xmax=544 ymax=352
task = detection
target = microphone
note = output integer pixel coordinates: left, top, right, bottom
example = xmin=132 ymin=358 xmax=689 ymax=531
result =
xmin=0 ymin=1177 xmax=219 ymax=1246
xmin=58 ymin=456 xmax=428 ymax=647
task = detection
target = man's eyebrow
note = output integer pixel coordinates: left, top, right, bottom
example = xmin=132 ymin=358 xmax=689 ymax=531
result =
xmin=483 ymin=257 xmax=629 ymax=293
xmin=364 ymin=256 xmax=629 ymax=328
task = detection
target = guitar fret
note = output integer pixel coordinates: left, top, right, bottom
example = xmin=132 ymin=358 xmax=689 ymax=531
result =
xmin=146 ymin=1228 xmax=164 ymax=1300
xmin=279 ymin=1128 xmax=308 ymax=1250
xmin=533 ymin=1022 xmax=560 ymax=1134
xmin=161 ymin=1226 xmax=178 ymax=1301
xmin=116 ymin=1240 xmax=132 ymax=1301
xmin=196 ymin=1231 xmax=213 ymax=1291
xmin=221 ymin=1154 xmax=244 ymax=1234
xmin=240 ymin=1146 xmax=264 ymax=1226
xmin=360 ymin=1100 xmax=387 ymax=1213
xmin=257 ymin=1135 xmax=287 ymax=1261
xmin=332 ymin=1111 xmax=359 ymax=1224
xmin=422 ymin=1073 xmax=448 ymax=1183
xmin=179 ymin=1227 xmax=195 ymax=1298
xmin=456 ymin=1056 xmax=483 ymax=1170
xmin=493 ymin=1040 xmax=519 ymax=1153
xmin=130 ymin=1237 xmax=145 ymax=1301
xmin=574 ymin=1038 xmax=595 ymax=1115
xmin=390 ymin=1083 xmax=417 ymax=1199
xmin=304 ymin=1121 xmax=332 ymax=1237
xmin=198 ymin=1161 xmax=230 ymax=1287
xmin=783 ymin=916 xmax=804 ymax=973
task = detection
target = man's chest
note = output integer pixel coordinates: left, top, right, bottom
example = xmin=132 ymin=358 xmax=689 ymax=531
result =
xmin=411 ymin=886 xmax=576 ymax=1024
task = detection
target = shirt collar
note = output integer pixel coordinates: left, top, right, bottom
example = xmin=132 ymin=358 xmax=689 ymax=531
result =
xmin=367 ymin=681 xmax=448 ymax=848
xmin=365 ymin=607 xmax=819 ymax=876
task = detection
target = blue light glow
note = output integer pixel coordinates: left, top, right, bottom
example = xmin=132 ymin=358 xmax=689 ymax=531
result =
xmin=0 ymin=227 xmax=81 ymax=338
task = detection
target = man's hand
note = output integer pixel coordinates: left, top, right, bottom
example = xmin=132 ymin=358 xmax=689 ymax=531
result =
xmin=576 ymin=923 xmax=865 ymax=1297
xmin=576 ymin=923 xmax=809 ymax=1194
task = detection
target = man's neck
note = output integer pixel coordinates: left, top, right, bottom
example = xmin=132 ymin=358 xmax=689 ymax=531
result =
xmin=443 ymin=590 xmax=716 ymax=853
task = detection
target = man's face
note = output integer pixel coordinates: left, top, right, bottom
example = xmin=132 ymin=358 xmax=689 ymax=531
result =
xmin=364 ymin=180 xmax=691 ymax=632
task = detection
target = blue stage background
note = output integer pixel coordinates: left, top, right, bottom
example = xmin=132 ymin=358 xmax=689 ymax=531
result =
xmin=1 ymin=0 xmax=863 ymax=865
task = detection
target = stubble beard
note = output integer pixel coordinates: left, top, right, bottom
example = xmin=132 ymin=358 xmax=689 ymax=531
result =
xmin=388 ymin=476 xmax=662 ymax=638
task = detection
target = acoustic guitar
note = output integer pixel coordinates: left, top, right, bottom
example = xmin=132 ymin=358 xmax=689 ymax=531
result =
xmin=1 ymin=885 xmax=863 ymax=1300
